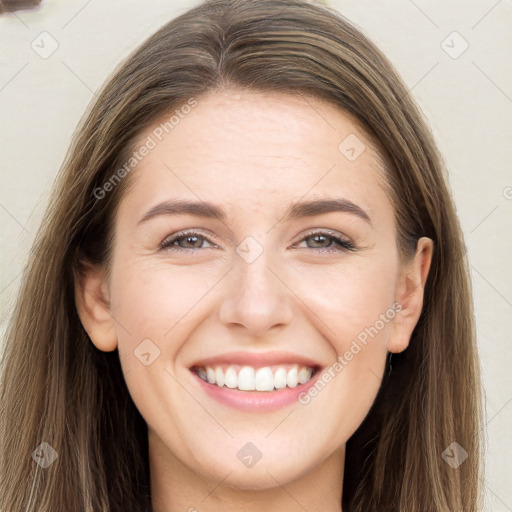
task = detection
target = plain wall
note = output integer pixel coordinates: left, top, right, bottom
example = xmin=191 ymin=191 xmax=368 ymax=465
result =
xmin=1 ymin=0 xmax=511 ymax=509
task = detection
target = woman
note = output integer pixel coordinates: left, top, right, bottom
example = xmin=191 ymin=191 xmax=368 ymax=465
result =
xmin=0 ymin=0 xmax=483 ymax=510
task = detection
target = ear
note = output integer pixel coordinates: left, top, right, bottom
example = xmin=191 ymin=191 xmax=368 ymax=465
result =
xmin=74 ymin=262 xmax=118 ymax=352
xmin=388 ymin=237 xmax=433 ymax=353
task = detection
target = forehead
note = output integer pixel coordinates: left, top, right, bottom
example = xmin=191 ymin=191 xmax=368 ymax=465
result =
xmin=118 ymin=89 xmax=393 ymax=228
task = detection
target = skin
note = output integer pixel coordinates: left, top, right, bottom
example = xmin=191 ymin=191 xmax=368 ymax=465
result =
xmin=76 ymin=89 xmax=433 ymax=512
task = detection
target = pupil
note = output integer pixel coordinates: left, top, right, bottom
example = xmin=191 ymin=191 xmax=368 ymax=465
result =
xmin=310 ymin=235 xmax=329 ymax=248
xmin=183 ymin=236 xmax=200 ymax=247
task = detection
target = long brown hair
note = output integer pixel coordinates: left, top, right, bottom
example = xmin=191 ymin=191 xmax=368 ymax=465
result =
xmin=0 ymin=0 xmax=483 ymax=510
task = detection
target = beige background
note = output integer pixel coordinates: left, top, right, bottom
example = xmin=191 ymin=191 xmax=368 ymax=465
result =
xmin=1 ymin=0 xmax=511 ymax=509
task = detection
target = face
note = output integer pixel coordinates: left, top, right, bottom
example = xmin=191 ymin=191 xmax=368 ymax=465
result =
xmin=79 ymin=89 xmax=431 ymax=493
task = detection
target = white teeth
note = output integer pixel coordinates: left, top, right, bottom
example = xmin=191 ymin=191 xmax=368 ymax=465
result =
xmin=286 ymin=366 xmax=298 ymax=388
xmin=298 ymin=367 xmax=313 ymax=384
xmin=197 ymin=367 xmax=207 ymax=381
xmin=238 ymin=366 xmax=255 ymax=391
xmin=255 ymin=367 xmax=274 ymax=391
xmin=196 ymin=364 xmax=315 ymax=392
xmin=215 ymin=366 xmax=225 ymax=387
xmin=224 ymin=366 xmax=238 ymax=389
xmin=206 ymin=367 xmax=216 ymax=384
xmin=274 ymin=367 xmax=287 ymax=389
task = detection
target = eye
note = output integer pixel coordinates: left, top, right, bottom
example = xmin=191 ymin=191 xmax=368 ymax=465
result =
xmin=159 ymin=229 xmax=356 ymax=254
xmin=160 ymin=230 xmax=218 ymax=252
xmin=294 ymin=230 xmax=355 ymax=253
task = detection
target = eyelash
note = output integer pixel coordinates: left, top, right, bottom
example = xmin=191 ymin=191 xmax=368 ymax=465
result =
xmin=160 ymin=229 xmax=356 ymax=254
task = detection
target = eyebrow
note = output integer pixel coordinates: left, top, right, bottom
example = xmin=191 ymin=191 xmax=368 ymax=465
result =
xmin=137 ymin=198 xmax=372 ymax=227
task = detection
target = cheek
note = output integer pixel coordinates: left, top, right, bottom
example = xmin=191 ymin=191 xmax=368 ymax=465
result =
xmin=291 ymin=273 xmax=394 ymax=445
xmin=108 ymin=256 xmax=227 ymax=373
xmin=107 ymin=258 xmax=226 ymax=445
xmin=110 ymin=258 xmax=216 ymax=329
xmin=288 ymin=255 xmax=397 ymax=417
xmin=290 ymin=254 xmax=398 ymax=350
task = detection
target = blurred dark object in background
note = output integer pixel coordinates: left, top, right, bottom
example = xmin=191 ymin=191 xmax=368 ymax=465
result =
xmin=0 ymin=0 xmax=42 ymax=14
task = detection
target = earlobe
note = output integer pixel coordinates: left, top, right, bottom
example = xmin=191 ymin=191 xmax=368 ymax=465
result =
xmin=388 ymin=237 xmax=434 ymax=353
xmin=74 ymin=262 xmax=118 ymax=352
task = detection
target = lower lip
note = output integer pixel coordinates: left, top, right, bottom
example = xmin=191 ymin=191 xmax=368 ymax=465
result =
xmin=190 ymin=369 xmax=321 ymax=412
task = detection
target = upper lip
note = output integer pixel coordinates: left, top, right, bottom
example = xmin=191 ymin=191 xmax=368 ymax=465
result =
xmin=189 ymin=351 xmax=323 ymax=369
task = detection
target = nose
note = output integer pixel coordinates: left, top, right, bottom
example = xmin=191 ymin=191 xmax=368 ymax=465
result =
xmin=218 ymin=250 xmax=294 ymax=337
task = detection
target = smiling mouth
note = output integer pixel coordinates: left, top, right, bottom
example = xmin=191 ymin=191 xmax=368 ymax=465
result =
xmin=191 ymin=364 xmax=319 ymax=392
